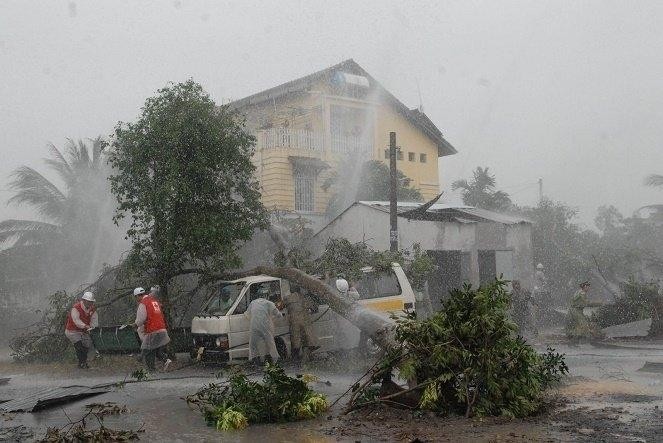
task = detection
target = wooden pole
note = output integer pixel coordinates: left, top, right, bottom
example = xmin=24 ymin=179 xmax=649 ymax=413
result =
xmin=389 ymin=132 xmax=398 ymax=252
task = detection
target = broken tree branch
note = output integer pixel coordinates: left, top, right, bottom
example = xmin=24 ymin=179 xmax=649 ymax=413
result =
xmin=591 ymin=254 xmax=619 ymax=298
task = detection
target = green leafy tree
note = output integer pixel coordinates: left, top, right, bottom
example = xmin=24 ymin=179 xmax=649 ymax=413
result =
xmin=323 ymin=158 xmax=423 ymax=217
xmin=0 ymin=138 xmax=113 ymax=289
xmin=518 ymin=199 xmax=590 ymax=300
xmin=451 ymin=167 xmax=512 ymax=211
xmin=594 ymin=205 xmax=625 ymax=234
xmin=108 ymin=80 xmax=268 ymax=318
xmin=519 ymin=200 xmax=662 ymax=305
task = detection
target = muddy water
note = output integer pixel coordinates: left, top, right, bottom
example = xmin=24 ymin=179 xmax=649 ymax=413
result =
xmin=4 ymin=343 xmax=663 ymax=441
xmin=0 ymin=365 xmax=355 ymax=442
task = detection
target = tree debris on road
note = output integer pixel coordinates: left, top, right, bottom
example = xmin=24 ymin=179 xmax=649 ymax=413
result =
xmin=186 ymin=364 xmax=328 ymax=431
xmin=345 ymin=280 xmax=568 ymax=418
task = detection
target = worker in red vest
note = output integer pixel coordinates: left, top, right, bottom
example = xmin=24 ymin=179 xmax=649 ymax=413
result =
xmin=133 ymin=287 xmax=171 ymax=371
xmin=64 ymin=291 xmax=98 ymax=369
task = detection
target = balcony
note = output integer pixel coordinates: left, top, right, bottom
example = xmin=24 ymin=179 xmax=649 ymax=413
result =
xmin=256 ymin=128 xmax=372 ymax=156
xmin=257 ymin=128 xmax=323 ymax=152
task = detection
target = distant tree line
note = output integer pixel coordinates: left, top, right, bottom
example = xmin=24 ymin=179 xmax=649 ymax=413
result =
xmin=453 ymin=166 xmax=663 ymax=302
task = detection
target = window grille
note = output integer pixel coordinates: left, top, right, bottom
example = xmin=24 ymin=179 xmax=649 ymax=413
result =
xmin=294 ymin=172 xmax=315 ymax=212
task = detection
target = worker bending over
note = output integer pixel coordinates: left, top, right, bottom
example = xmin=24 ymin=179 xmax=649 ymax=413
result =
xmin=133 ymin=287 xmax=171 ymax=372
xmin=64 ymin=291 xmax=98 ymax=369
xmin=246 ymin=295 xmax=283 ymax=367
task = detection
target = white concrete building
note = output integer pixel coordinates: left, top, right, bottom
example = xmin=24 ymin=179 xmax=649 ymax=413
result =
xmin=308 ymin=201 xmax=534 ymax=309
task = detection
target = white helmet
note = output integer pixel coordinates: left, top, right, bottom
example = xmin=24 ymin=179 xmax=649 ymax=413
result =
xmin=536 ymin=263 xmax=544 ymax=270
xmin=336 ymin=278 xmax=349 ymax=293
xmin=82 ymin=291 xmax=95 ymax=302
xmin=133 ymin=287 xmax=146 ymax=296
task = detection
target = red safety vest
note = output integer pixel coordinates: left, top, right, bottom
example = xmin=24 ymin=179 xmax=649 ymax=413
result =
xmin=65 ymin=301 xmax=95 ymax=332
xmin=140 ymin=295 xmax=167 ymax=333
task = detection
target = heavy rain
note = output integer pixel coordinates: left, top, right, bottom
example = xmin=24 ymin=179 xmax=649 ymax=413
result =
xmin=1 ymin=1 xmax=663 ymax=442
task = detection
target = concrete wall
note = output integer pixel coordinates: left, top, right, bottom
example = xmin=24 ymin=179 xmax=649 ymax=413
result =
xmin=506 ymin=223 xmax=535 ymax=288
xmin=309 ymin=204 xmax=535 ymax=289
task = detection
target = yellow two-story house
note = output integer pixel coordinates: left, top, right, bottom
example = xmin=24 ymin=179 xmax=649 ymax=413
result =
xmin=231 ymin=59 xmax=457 ymax=221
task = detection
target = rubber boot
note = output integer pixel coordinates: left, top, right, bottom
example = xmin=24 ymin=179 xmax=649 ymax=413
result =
xmin=291 ymin=348 xmax=302 ymax=368
xmin=144 ymin=349 xmax=156 ymax=372
xmin=73 ymin=341 xmax=88 ymax=369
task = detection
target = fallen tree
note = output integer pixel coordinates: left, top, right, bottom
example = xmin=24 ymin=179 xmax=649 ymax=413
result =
xmin=343 ymin=280 xmax=568 ymax=418
xmin=593 ymin=279 xmax=660 ymax=329
xmin=245 ymin=266 xmax=396 ymax=349
xmin=9 ymin=263 xmax=396 ymax=362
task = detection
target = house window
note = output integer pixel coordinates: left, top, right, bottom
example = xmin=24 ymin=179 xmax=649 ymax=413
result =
xmin=294 ymin=172 xmax=315 ymax=212
xmin=397 ymin=150 xmax=403 ymax=160
xmin=408 ymin=152 xmax=415 ymax=162
xmin=420 ymin=153 xmax=427 ymax=163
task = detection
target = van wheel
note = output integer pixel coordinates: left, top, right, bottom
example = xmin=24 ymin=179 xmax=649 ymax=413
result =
xmin=275 ymin=337 xmax=288 ymax=360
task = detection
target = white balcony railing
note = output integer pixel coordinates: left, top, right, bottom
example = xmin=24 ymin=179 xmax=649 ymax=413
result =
xmin=256 ymin=128 xmax=373 ymax=156
xmin=257 ymin=128 xmax=323 ymax=152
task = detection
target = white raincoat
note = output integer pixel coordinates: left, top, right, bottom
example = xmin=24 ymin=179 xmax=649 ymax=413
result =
xmin=245 ymin=298 xmax=283 ymax=361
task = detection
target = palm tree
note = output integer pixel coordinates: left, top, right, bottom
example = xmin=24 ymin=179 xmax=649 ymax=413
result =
xmin=0 ymin=138 xmax=116 ymax=289
xmin=451 ymin=167 xmax=512 ymax=211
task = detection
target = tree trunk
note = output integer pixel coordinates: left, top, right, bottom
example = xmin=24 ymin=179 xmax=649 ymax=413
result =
xmin=244 ymin=266 xmax=398 ymax=350
xmin=160 ymin=283 xmax=173 ymax=328
xmin=88 ymin=264 xmax=398 ymax=350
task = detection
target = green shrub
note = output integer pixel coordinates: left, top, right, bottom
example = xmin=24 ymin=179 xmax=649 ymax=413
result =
xmin=377 ymin=280 xmax=568 ymax=418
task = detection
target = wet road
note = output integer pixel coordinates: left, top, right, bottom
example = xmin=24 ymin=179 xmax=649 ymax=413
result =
xmin=0 ymin=358 xmax=353 ymax=442
xmin=2 ymin=342 xmax=663 ymax=441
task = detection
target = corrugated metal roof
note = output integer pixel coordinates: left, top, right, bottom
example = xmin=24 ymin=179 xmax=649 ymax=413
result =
xmin=359 ymin=201 xmax=474 ymax=211
xmin=0 ymin=385 xmax=109 ymax=412
xmin=451 ymin=207 xmax=531 ymax=225
xmin=357 ymin=201 xmax=530 ymax=225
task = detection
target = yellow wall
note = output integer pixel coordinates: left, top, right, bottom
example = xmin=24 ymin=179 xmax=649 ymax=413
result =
xmin=241 ymin=80 xmax=442 ymax=214
xmin=374 ymin=104 xmax=440 ymax=201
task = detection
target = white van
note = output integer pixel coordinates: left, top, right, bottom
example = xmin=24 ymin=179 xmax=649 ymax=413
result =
xmin=190 ymin=263 xmax=415 ymax=363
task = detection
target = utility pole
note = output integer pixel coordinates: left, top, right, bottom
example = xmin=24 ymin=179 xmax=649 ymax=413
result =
xmin=389 ymin=132 xmax=398 ymax=252
xmin=538 ymin=178 xmax=543 ymax=203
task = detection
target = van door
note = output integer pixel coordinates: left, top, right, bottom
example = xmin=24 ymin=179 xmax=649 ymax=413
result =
xmin=227 ymin=288 xmax=251 ymax=361
xmin=228 ymin=280 xmax=284 ymax=360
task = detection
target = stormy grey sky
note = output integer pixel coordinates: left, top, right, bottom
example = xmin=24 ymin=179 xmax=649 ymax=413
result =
xmin=1 ymin=0 xmax=661 ymax=228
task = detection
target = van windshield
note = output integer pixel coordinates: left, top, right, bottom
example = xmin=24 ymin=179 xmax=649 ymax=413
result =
xmin=202 ymin=282 xmax=245 ymax=316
